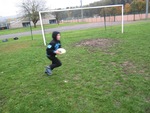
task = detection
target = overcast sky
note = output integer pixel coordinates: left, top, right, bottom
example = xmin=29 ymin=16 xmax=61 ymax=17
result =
xmin=0 ymin=0 xmax=100 ymax=17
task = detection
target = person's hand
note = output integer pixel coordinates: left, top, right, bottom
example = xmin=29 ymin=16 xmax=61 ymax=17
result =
xmin=55 ymin=50 xmax=61 ymax=55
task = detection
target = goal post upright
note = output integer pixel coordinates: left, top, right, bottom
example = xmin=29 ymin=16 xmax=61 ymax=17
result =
xmin=39 ymin=12 xmax=47 ymax=46
xmin=39 ymin=4 xmax=124 ymax=46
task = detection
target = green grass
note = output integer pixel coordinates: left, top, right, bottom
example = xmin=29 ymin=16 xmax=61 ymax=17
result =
xmin=0 ymin=21 xmax=150 ymax=113
xmin=0 ymin=22 xmax=87 ymax=35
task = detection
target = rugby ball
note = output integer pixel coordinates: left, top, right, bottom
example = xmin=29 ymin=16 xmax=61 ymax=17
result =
xmin=57 ymin=48 xmax=66 ymax=54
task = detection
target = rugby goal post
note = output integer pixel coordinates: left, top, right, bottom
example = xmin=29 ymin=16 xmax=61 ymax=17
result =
xmin=39 ymin=4 xmax=124 ymax=46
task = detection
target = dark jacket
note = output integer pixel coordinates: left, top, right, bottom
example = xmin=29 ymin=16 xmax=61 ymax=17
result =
xmin=46 ymin=31 xmax=61 ymax=57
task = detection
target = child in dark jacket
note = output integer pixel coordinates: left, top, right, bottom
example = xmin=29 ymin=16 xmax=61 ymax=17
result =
xmin=45 ymin=31 xmax=62 ymax=75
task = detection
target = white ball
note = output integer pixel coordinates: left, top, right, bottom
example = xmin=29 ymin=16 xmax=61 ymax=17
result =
xmin=57 ymin=48 xmax=66 ymax=54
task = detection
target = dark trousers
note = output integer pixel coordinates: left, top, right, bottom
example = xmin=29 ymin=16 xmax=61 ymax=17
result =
xmin=48 ymin=56 xmax=62 ymax=70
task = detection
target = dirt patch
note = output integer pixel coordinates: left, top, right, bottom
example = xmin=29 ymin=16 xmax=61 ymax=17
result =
xmin=76 ymin=38 xmax=118 ymax=50
xmin=110 ymin=61 xmax=147 ymax=76
xmin=145 ymin=106 xmax=150 ymax=113
xmin=120 ymin=61 xmax=146 ymax=75
xmin=121 ymin=61 xmax=136 ymax=75
xmin=0 ymin=42 xmax=30 ymax=53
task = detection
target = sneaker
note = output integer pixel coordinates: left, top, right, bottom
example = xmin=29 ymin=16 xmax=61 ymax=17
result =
xmin=45 ymin=70 xmax=47 ymax=73
xmin=45 ymin=66 xmax=52 ymax=76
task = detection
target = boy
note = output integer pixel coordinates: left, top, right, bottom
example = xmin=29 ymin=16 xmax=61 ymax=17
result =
xmin=45 ymin=31 xmax=62 ymax=75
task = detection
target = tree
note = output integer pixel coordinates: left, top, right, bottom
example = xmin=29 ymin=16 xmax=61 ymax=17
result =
xmin=110 ymin=7 xmax=117 ymax=22
xmin=19 ymin=0 xmax=47 ymax=28
xmin=125 ymin=3 xmax=131 ymax=21
xmin=125 ymin=3 xmax=131 ymax=14
xmin=131 ymin=0 xmax=146 ymax=20
xmin=131 ymin=0 xmax=137 ymax=21
xmin=53 ymin=10 xmax=63 ymax=25
xmin=54 ymin=12 xmax=60 ymax=25
xmin=149 ymin=1 xmax=150 ymax=12
xmin=136 ymin=0 xmax=146 ymax=14
xmin=115 ymin=6 xmax=122 ymax=15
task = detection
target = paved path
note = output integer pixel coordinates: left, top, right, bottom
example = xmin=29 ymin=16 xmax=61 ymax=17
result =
xmin=0 ymin=21 xmax=132 ymax=40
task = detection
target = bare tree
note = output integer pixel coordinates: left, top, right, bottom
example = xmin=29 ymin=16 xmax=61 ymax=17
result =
xmin=19 ymin=0 xmax=47 ymax=28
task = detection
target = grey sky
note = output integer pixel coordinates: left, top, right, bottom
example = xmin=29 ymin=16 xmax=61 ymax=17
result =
xmin=0 ymin=0 xmax=100 ymax=17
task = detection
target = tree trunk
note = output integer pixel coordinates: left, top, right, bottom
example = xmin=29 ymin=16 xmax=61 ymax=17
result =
xmin=134 ymin=13 xmax=135 ymax=21
xmin=114 ymin=14 xmax=116 ymax=22
xmin=103 ymin=9 xmax=106 ymax=30
xmin=139 ymin=12 xmax=141 ymax=20
xmin=55 ymin=16 xmax=59 ymax=25
xmin=34 ymin=23 xmax=36 ymax=28
xmin=32 ymin=20 xmax=37 ymax=28
xmin=56 ymin=19 xmax=59 ymax=25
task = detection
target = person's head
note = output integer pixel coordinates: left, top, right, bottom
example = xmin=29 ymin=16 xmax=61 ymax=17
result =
xmin=52 ymin=31 xmax=61 ymax=41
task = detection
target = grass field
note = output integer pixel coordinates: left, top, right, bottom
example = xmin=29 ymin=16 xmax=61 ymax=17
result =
xmin=0 ymin=21 xmax=150 ymax=113
xmin=0 ymin=22 xmax=87 ymax=35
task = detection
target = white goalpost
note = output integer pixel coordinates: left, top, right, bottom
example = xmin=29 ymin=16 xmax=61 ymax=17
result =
xmin=39 ymin=4 xmax=124 ymax=46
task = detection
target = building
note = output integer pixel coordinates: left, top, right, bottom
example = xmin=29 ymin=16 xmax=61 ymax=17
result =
xmin=0 ymin=17 xmax=10 ymax=30
xmin=9 ymin=14 xmax=57 ymax=29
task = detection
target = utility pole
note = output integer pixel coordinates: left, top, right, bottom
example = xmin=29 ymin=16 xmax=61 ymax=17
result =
xmin=146 ymin=0 xmax=149 ymax=19
xmin=80 ymin=0 xmax=83 ymax=20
